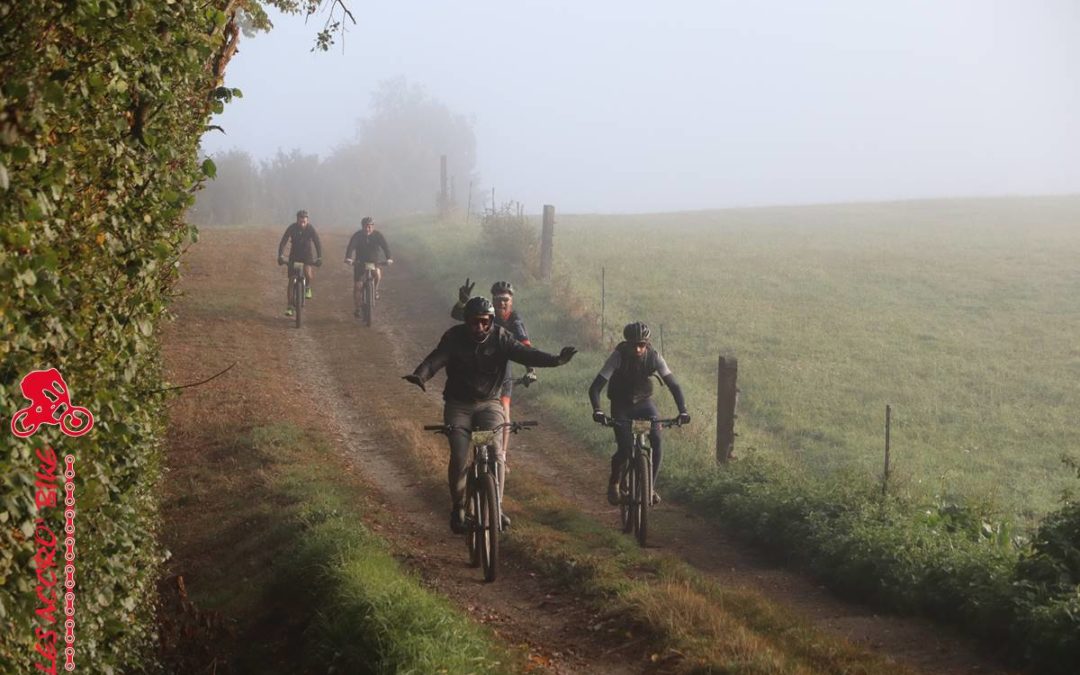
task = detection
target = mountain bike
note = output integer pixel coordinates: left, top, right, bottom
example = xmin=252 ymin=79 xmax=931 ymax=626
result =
xmin=351 ymin=261 xmax=389 ymax=327
xmin=602 ymin=417 xmax=685 ymax=547
xmin=279 ymin=260 xmax=307 ymax=328
xmin=424 ymin=420 xmax=537 ymax=582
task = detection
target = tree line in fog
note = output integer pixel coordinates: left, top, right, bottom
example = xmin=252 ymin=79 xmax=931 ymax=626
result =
xmin=189 ymin=78 xmax=477 ymax=228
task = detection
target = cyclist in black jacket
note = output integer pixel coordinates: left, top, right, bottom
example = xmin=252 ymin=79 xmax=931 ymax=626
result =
xmin=404 ymin=297 xmax=577 ymax=533
xmin=344 ymin=216 xmax=393 ymax=316
xmin=277 ymin=210 xmax=323 ymax=316
xmin=450 ymin=279 xmax=536 ymax=478
xmin=589 ymin=322 xmax=690 ymax=506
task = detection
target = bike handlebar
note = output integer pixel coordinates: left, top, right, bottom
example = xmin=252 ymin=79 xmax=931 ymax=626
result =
xmin=424 ymin=420 xmax=538 ymax=434
xmin=601 ymin=417 xmax=686 ymax=429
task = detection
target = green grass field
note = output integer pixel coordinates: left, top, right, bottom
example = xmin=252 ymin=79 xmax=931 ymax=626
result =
xmin=405 ymin=196 xmax=1080 ymax=523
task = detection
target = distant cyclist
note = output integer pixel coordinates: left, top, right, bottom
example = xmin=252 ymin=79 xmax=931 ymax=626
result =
xmin=277 ymin=209 xmax=323 ymax=317
xmin=344 ymin=216 xmax=393 ymax=317
xmin=589 ymin=322 xmax=690 ymax=506
xmin=451 ymin=279 xmax=536 ymax=468
xmin=404 ymin=296 xmax=577 ymax=533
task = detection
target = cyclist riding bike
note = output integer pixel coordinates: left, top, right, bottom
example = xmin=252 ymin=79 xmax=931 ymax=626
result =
xmin=277 ymin=209 xmax=323 ymax=316
xmin=344 ymin=216 xmax=393 ymax=317
xmin=404 ymin=296 xmax=577 ymax=533
xmin=589 ymin=321 xmax=691 ymax=506
xmin=451 ymin=279 xmax=536 ymax=483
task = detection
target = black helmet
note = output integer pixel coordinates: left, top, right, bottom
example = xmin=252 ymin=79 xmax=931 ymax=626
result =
xmin=361 ymin=216 xmax=373 ymax=226
xmin=296 ymin=209 xmax=309 ymax=219
xmin=491 ymin=281 xmax=514 ymax=296
xmin=623 ymin=321 xmax=651 ymax=343
xmin=464 ymin=296 xmax=495 ymax=320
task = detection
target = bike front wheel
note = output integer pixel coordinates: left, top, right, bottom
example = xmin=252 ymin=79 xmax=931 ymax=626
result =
xmin=294 ymin=279 xmax=303 ymax=328
xmin=362 ymin=279 xmax=374 ymax=327
xmin=478 ymin=472 xmax=499 ymax=582
xmin=619 ymin=463 xmax=633 ymax=533
xmin=465 ymin=477 xmax=481 ymax=568
xmin=633 ymin=453 xmax=652 ymax=547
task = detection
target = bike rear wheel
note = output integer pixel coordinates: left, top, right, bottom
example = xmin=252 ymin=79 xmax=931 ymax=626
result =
xmin=634 ymin=453 xmax=652 ymax=547
xmin=478 ymin=472 xmax=499 ymax=582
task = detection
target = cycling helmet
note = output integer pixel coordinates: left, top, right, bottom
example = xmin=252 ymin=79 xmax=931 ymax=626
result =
xmin=361 ymin=216 xmax=374 ymax=226
xmin=623 ymin=321 xmax=651 ymax=343
xmin=464 ymin=296 xmax=495 ymax=320
xmin=491 ymin=281 xmax=514 ymax=296
xmin=297 ymin=209 xmax=308 ymax=219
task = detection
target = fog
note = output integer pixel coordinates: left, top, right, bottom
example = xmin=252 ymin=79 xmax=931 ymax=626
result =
xmin=200 ymin=0 xmax=1080 ymax=214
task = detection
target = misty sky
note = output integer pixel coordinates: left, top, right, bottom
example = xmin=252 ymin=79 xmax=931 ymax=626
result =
xmin=200 ymin=1 xmax=1080 ymax=213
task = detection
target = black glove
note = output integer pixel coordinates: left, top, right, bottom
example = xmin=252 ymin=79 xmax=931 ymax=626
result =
xmin=458 ymin=277 xmax=475 ymax=304
xmin=592 ymin=410 xmax=607 ymax=425
xmin=314 ymin=258 xmax=323 ymax=267
xmin=677 ymin=411 xmax=691 ymax=425
xmin=557 ymin=346 xmax=578 ymax=364
xmin=402 ymin=374 xmax=426 ymax=392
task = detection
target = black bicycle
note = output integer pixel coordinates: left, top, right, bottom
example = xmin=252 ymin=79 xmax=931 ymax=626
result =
xmin=281 ymin=260 xmax=307 ymax=328
xmin=350 ymin=260 xmax=389 ymax=327
xmin=602 ymin=417 xmax=685 ymax=547
xmin=425 ymin=420 xmax=537 ymax=582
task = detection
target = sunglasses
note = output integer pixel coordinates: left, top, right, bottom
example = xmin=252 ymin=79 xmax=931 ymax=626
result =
xmin=467 ymin=316 xmax=493 ymax=328
xmin=635 ymin=341 xmax=649 ymax=349
xmin=493 ymin=295 xmax=512 ymax=303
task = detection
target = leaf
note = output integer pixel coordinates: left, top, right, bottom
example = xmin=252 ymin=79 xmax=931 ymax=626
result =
xmin=201 ymin=158 xmax=216 ymax=178
xmin=0 ymin=162 xmax=8 ymax=190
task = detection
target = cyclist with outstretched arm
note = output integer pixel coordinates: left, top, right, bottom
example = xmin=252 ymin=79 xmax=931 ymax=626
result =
xmin=404 ymin=297 xmax=577 ymax=533
xmin=277 ymin=209 xmax=323 ymax=316
xmin=589 ymin=322 xmax=691 ymax=506
xmin=451 ymin=279 xmax=535 ymax=481
xmin=344 ymin=216 xmax=393 ymax=317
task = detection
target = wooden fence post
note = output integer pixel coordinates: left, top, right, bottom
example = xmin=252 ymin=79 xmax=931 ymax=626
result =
xmin=882 ymin=404 xmax=892 ymax=496
xmin=438 ymin=154 xmax=449 ymax=220
xmin=539 ymin=204 xmax=555 ymax=281
xmin=716 ymin=355 xmax=739 ymax=463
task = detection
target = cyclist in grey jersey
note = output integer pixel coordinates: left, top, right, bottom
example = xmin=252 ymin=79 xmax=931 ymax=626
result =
xmin=589 ymin=321 xmax=690 ymax=505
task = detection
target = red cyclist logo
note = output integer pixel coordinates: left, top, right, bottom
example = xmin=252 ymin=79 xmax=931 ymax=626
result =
xmin=10 ymin=368 xmax=94 ymax=438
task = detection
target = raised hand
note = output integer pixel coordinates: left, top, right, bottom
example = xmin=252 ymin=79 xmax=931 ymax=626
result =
xmin=458 ymin=277 xmax=476 ymax=304
xmin=557 ymin=346 xmax=578 ymax=364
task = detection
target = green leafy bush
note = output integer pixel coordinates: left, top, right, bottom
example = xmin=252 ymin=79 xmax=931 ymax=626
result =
xmin=0 ymin=2 xmax=250 ymax=671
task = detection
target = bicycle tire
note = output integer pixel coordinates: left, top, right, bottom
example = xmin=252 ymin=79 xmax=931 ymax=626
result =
xmin=466 ymin=476 xmax=480 ymax=568
xmin=619 ymin=462 xmax=633 ymax=533
xmin=635 ymin=453 xmax=652 ymax=547
xmin=478 ymin=472 xmax=499 ymax=582
xmin=362 ymin=278 xmax=374 ymax=327
xmin=294 ymin=277 xmax=303 ymax=328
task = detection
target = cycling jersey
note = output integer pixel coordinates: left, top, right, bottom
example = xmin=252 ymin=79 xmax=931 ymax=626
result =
xmin=278 ymin=222 xmax=323 ymax=264
xmin=345 ymin=229 xmax=391 ymax=264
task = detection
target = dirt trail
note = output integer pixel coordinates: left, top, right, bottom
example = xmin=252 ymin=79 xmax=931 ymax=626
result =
xmin=166 ymin=227 xmax=1017 ymax=674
